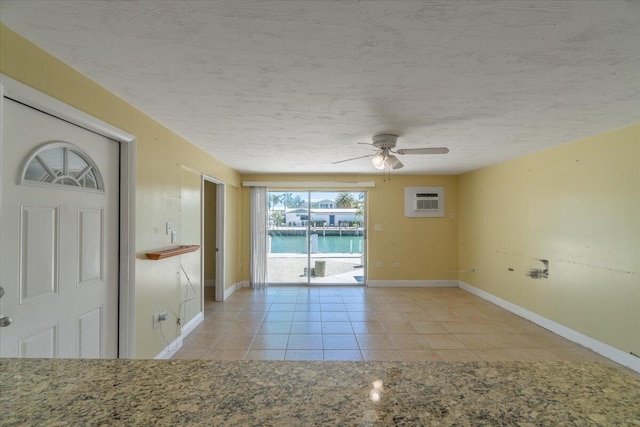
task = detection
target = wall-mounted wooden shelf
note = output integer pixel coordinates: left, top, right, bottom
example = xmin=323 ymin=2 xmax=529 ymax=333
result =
xmin=146 ymin=245 xmax=200 ymax=260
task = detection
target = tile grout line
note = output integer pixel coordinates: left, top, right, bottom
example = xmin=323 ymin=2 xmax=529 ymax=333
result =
xmin=192 ymin=287 xmax=620 ymax=364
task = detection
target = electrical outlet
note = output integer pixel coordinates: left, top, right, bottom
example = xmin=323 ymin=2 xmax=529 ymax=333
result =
xmin=153 ymin=311 xmax=169 ymax=328
xmin=166 ymin=222 xmax=172 ymax=235
xmin=374 ymin=224 xmax=382 ymax=232
xmin=394 ymin=262 xmax=400 ymax=268
xmin=376 ymin=262 xmax=383 ymax=267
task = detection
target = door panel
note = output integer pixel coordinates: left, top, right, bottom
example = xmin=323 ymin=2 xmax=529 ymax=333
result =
xmin=78 ymin=207 xmax=103 ymax=285
xmin=267 ymin=191 xmax=309 ymax=285
xmin=1 ymin=98 xmax=119 ymax=358
xmin=77 ymin=307 xmax=102 ymax=358
xmin=20 ymin=205 xmax=59 ymax=302
xmin=20 ymin=324 xmax=58 ymax=358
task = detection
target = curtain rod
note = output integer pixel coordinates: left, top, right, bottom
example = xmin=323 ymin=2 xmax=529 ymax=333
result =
xmin=242 ymin=181 xmax=375 ymax=188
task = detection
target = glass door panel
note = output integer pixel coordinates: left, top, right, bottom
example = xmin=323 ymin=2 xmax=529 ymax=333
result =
xmin=267 ymin=191 xmax=310 ymax=284
xmin=308 ymin=191 xmax=365 ymax=285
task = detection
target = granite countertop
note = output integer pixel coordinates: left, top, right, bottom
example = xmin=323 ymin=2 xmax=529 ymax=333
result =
xmin=1 ymin=359 xmax=639 ymax=426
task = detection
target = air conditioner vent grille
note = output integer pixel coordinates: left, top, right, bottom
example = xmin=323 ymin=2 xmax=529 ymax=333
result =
xmin=405 ymin=186 xmax=445 ymax=217
xmin=416 ymin=199 xmax=439 ymax=210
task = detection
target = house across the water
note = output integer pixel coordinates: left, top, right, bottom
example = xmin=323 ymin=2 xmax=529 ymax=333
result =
xmin=284 ymin=207 xmax=360 ymax=227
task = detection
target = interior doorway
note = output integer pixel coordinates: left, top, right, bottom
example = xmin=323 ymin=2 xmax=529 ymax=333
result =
xmin=202 ymin=176 xmax=225 ymax=303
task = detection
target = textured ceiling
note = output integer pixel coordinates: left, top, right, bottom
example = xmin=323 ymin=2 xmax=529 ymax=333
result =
xmin=1 ymin=1 xmax=639 ymax=175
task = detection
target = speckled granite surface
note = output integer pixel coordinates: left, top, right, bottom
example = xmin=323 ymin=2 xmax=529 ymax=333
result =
xmin=1 ymin=359 xmax=639 ymax=426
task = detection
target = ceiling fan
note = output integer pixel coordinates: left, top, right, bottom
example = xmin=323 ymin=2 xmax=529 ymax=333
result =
xmin=332 ymin=134 xmax=449 ymax=170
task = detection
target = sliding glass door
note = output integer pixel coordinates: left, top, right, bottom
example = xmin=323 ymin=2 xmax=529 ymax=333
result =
xmin=267 ymin=191 xmax=309 ymax=285
xmin=267 ymin=190 xmax=366 ymax=285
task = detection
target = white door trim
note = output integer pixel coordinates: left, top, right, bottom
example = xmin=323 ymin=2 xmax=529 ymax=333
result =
xmin=201 ymin=175 xmax=226 ymax=302
xmin=0 ymin=74 xmax=137 ymax=358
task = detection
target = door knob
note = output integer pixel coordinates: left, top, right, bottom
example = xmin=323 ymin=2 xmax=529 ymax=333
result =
xmin=0 ymin=287 xmax=10 ymax=327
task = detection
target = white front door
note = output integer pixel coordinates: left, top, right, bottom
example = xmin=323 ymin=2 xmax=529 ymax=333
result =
xmin=0 ymin=98 xmax=119 ymax=358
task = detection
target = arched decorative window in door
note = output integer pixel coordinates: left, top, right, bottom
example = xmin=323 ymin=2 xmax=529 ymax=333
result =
xmin=20 ymin=141 xmax=104 ymax=191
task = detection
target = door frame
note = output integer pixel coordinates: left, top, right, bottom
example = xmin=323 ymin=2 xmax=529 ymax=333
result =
xmin=266 ymin=189 xmax=368 ymax=286
xmin=201 ymin=175 xmax=225 ymax=302
xmin=0 ymin=74 xmax=137 ymax=358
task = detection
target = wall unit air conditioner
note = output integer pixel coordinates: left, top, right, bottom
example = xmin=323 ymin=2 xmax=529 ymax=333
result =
xmin=404 ymin=186 xmax=444 ymax=217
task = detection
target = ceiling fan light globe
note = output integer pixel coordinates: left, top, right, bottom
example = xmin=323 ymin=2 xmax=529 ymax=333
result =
xmin=371 ymin=154 xmax=385 ymax=169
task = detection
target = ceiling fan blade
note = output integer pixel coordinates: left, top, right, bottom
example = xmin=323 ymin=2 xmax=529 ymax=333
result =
xmin=386 ymin=155 xmax=404 ymax=170
xmin=332 ymin=154 xmax=375 ymax=164
xmin=396 ymin=147 xmax=449 ymax=155
xmin=357 ymin=142 xmax=378 ymax=150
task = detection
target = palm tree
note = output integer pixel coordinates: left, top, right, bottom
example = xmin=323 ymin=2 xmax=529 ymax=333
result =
xmin=271 ymin=210 xmax=284 ymax=226
xmin=291 ymin=194 xmax=305 ymax=208
xmin=281 ymin=192 xmax=293 ymax=209
xmin=355 ymin=192 xmax=365 ymax=224
xmin=335 ymin=192 xmax=357 ymax=208
xmin=268 ymin=193 xmax=281 ymax=209
xmin=355 ymin=203 xmax=364 ymax=221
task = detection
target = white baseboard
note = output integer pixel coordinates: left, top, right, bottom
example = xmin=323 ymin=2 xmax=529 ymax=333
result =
xmin=223 ymin=283 xmax=236 ymax=299
xmin=154 ymin=312 xmax=204 ymax=360
xmin=367 ymin=280 xmax=458 ymax=288
xmin=154 ymin=334 xmax=182 ymax=360
xmin=458 ymin=281 xmax=640 ymax=374
xmin=180 ymin=311 xmax=204 ymax=338
xmin=223 ymin=281 xmax=249 ymax=300
xmin=204 ymin=279 xmax=215 ymax=287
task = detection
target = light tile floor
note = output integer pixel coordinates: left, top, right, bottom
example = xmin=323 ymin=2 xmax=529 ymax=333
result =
xmin=173 ymin=286 xmax=635 ymax=376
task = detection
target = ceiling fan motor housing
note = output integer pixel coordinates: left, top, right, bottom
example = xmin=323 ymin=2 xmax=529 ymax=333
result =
xmin=372 ymin=134 xmax=398 ymax=150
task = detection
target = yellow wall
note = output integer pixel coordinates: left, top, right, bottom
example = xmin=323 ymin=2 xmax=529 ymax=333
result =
xmin=239 ymin=174 xmax=459 ymax=282
xmin=203 ymin=181 xmax=217 ymax=282
xmin=1 ymin=24 xmax=243 ymax=358
xmin=458 ymin=124 xmax=640 ymax=354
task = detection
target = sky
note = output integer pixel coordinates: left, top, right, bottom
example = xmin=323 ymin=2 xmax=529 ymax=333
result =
xmin=269 ymin=191 xmax=364 ymax=203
